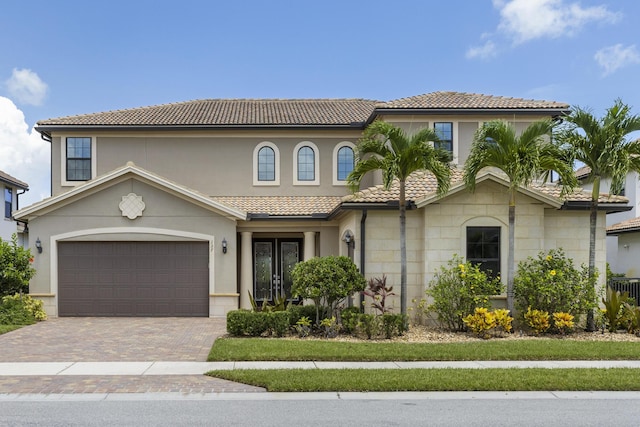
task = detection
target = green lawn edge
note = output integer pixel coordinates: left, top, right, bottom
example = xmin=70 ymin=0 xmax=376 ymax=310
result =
xmin=0 ymin=325 xmax=23 ymax=335
xmin=208 ymin=337 xmax=640 ymax=362
xmin=207 ymin=368 xmax=640 ymax=392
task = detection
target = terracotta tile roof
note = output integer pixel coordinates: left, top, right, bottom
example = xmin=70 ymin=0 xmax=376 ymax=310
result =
xmin=608 ymin=216 xmax=640 ymax=233
xmin=343 ymin=168 xmax=627 ymax=205
xmin=36 ymin=99 xmax=379 ymax=127
xmin=211 ymin=196 xmax=342 ymax=216
xmin=575 ymin=165 xmax=592 ymax=180
xmin=380 ymin=91 xmax=569 ymax=110
xmin=0 ymin=170 xmax=28 ymax=189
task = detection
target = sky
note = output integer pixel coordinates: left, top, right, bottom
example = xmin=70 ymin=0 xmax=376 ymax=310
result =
xmin=1 ymin=0 xmax=639 ymax=206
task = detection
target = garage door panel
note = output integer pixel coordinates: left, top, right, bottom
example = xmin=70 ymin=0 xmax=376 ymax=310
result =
xmin=58 ymin=241 xmax=209 ymax=317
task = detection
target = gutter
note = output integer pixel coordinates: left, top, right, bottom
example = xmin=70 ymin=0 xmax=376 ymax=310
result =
xmin=561 ymin=201 xmax=632 ymax=214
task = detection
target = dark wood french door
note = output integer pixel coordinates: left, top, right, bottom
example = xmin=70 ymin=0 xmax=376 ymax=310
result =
xmin=253 ymin=238 xmax=302 ymax=302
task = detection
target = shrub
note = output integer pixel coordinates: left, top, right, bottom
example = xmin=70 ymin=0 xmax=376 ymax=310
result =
xmin=294 ymin=316 xmax=312 ymax=338
xmin=226 ymin=310 xmax=289 ymax=337
xmin=514 ymin=249 xmax=595 ymax=322
xmin=319 ymin=316 xmax=339 ymax=338
xmin=426 ymin=255 xmax=502 ymax=332
xmin=524 ymin=307 xmax=550 ymax=335
xmin=0 ymin=295 xmax=38 ymax=325
xmin=340 ymin=306 xmax=361 ymax=334
xmin=0 ymin=235 xmax=36 ymax=297
xmin=620 ymin=303 xmax=640 ymax=336
xmin=362 ymin=275 xmax=395 ymax=314
xmin=552 ymin=312 xmax=575 ymax=335
xmin=356 ymin=313 xmax=380 ymax=339
xmin=463 ymin=308 xmax=513 ymax=339
xmin=381 ymin=313 xmax=408 ymax=339
xmin=602 ymin=286 xmax=627 ymax=332
xmin=287 ymin=304 xmax=319 ymax=327
xmin=1 ymin=294 xmax=46 ymax=321
xmin=291 ymin=256 xmax=366 ymax=325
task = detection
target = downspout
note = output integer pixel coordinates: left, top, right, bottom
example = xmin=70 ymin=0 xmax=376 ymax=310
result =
xmin=359 ymin=209 xmax=367 ymax=311
xmin=16 ymin=188 xmax=27 ymax=211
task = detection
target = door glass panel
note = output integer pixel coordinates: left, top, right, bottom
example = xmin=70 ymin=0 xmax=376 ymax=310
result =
xmin=280 ymin=242 xmax=299 ymax=300
xmin=254 ymin=242 xmax=273 ymax=301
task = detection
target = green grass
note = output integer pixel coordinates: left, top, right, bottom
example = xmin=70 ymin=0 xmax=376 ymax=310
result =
xmin=0 ymin=325 xmax=22 ymax=335
xmin=207 ymin=368 xmax=640 ymax=392
xmin=208 ymin=337 xmax=640 ymax=362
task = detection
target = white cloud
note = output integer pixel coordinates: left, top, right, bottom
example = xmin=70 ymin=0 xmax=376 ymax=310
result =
xmin=494 ymin=0 xmax=620 ymax=44
xmin=0 ymin=96 xmax=50 ymax=206
xmin=594 ymin=44 xmax=640 ymax=76
xmin=466 ymin=40 xmax=498 ymax=60
xmin=5 ymin=68 xmax=48 ymax=106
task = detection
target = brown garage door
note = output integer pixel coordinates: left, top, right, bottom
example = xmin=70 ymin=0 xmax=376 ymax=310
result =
xmin=58 ymin=241 xmax=209 ymax=317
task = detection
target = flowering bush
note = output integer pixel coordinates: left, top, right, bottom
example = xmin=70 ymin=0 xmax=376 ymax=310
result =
xmin=0 ymin=234 xmax=36 ymax=297
xmin=463 ymin=307 xmax=513 ymax=338
xmin=514 ymin=249 xmax=595 ymax=323
xmin=552 ymin=312 xmax=575 ymax=335
xmin=427 ymin=255 xmax=503 ymax=332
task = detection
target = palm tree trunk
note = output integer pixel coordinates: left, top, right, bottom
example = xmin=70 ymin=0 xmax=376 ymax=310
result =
xmin=507 ymin=191 xmax=516 ymax=315
xmin=585 ymin=178 xmax=600 ymax=331
xmin=399 ymin=179 xmax=407 ymax=316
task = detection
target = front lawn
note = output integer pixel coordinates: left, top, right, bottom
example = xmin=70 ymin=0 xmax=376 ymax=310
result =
xmin=207 ymin=368 xmax=640 ymax=392
xmin=208 ymin=337 xmax=640 ymax=361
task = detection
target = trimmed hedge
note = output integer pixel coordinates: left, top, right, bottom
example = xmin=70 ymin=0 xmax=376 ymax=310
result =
xmin=227 ymin=310 xmax=289 ymax=337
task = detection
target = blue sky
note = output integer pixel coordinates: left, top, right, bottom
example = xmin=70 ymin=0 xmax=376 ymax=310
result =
xmin=1 ymin=0 xmax=639 ymax=206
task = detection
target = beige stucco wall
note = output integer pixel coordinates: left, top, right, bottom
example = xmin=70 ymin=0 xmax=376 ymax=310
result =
xmin=27 ymin=178 xmax=238 ymax=317
xmin=50 ymin=130 xmax=371 ymax=198
xmin=615 ymin=233 xmax=640 ymax=277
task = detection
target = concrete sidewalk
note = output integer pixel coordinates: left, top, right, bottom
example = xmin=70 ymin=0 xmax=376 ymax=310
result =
xmin=2 ymin=360 xmax=640 ymax=376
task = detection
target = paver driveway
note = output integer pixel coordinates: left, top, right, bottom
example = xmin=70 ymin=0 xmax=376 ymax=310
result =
xmin=0 ymin=317 xmax=227 ymax=362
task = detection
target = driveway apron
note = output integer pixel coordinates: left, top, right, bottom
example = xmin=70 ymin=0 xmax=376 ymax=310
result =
xmin=0 ymin=317 xmax=228 ymax=362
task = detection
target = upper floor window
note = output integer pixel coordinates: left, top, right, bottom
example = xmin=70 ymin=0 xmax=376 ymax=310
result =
xmin=297 ymin=146 xmax=315 ymax=181
xmin=332 ymin=141 xmax=356 ymax=185
xmin=4 ymin=187 xmax=12 ymax=219
xmin=253 ymin=141 xmax=280 ymax=186
xmin=66 ymin=137 xmax=92 ymax=181
xmin=293 ymin=141 xmax=319 ymax=185
xmin=466 ymin=226 xmax=500 ymax=280
xmin=434 ymin=122 xmax=453 ymax=154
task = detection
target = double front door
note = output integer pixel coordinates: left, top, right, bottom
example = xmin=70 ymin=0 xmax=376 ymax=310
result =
xmin=253 ymin=238 xmax=302 ymax=302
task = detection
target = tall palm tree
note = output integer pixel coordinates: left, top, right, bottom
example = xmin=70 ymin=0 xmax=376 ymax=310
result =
xmin=348 ymin=121 xmax=452 ymax=315
xmin=464 ymin=119 xmax=576 ymax=315
xmin=556 ymin=100 xmax=640 ymax=330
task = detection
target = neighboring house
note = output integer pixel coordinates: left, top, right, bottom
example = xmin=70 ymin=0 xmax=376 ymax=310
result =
xmin=14 ymin=92 xmax=629 ymax=318
xmin=0 ymin=169 xmax=29 ymax=245
xmin=575 ymin=165 xmax=638 ymax=276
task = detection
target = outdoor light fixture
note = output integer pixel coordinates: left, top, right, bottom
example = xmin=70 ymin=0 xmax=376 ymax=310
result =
xmin=344 ymin=231 xmax=352 ymax=245
xmin=222 ymin=238 xmax=227 ymax=254
xmin=35 ymin=237 xmax=42 ymax=254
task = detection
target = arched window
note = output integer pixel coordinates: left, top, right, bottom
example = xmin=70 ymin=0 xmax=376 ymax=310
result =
xmin=337 ymin=146 xmax=354 ymax=180
xmin=293 ymin=141 xmax=319 ymax=185
xmin=332 ymin=141 xmax=356 ymax=185
xmin=258 ymin=146 xmax=275 ymax=181
xmin=297 ymin=146 xmax=315 ymax=181
xmin=253 ymin=141 xmax=280 ymax=186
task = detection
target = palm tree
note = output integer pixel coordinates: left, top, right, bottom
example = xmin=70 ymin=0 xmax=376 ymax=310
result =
xmin=464 ymin=119 xmax=576 ymax=315
xmin=348 ymin=121 xmax=452 ymax=315
xmin=556 ymin=100 xmax=640 ymax=330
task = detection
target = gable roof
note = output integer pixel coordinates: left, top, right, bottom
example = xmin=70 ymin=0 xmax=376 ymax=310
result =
xmin=211 ymin=196 xmax=343 ymax=218
xmin=343 ymin=168 xmax=628 ymax=209
xmin=0 ymin=170 xmax=28 ymax=190
xmin=607 ymin=216 xmax=640 ymax=234
xmin=35 ymin=91 xmax=569 ymax=134
xmin=14 ymin=162 xmax=246 ymax=221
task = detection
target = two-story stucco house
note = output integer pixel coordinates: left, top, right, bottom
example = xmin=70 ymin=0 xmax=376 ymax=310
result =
xmin=1 ymin=169 xmax=29 ymax=245
xmin=15 ymin=92 xmax=629 ymax=318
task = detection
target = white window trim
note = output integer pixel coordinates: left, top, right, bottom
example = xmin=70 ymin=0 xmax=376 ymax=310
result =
xmin=293 ymin=141 xmax=319 ymax=186
xmin=253 ymin=141 xmax=280 ymax=186
xmin=332 ymin=141 xmax=356 ymax=186
xmin=61 ymin=136 xmax=97 ymax=187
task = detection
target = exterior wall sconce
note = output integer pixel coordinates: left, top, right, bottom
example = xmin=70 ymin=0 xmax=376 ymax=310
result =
xmin=35 ymin=237 xmax=43 ymax=254
xmin=222 ymin=238 xmax=227 ymax=254
xmin=344 ymin=230 xmax=353 ymax=246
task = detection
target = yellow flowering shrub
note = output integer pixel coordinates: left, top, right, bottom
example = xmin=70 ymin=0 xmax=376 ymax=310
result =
xmin=552 ymin=312 xmax=575 ymax=334
xmin=524 ymin=307 xmax=550 ymax=335
xmin=463 ymin=307 xmax=513 ymax=338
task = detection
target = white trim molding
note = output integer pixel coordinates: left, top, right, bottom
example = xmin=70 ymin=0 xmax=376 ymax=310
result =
xmin=332 ymin=141 xmax=356 ymax=186
xmin=293 ymin=141 xmax=320 ymax=186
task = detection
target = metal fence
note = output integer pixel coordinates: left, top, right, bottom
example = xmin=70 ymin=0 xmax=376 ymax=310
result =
xmin=608 ymin=278 xmax=640 ymax=306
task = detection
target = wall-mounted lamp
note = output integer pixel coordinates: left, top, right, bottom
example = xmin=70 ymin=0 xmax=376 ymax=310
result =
xmin=35 ymin=237 xmax=43 ymax=254
xmin=344 ymin=230 xmax=353 ymax=245
xmin=222 ymin=238 xmax=227 ymax=254
xmin=623 ymin=244 xmax=630 ymax=249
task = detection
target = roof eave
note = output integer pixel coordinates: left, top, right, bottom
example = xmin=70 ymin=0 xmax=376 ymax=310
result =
xmin=560 ymin=202 xmax=632 ymax=213
xmin=607 ymin=226 xmax=640 ymax=235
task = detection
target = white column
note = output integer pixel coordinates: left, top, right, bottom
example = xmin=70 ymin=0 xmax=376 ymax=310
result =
xmin=303 ymin=231 xmax=316 ymax=261
xmin=240 ymin=231 xmax=253 ymax=310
